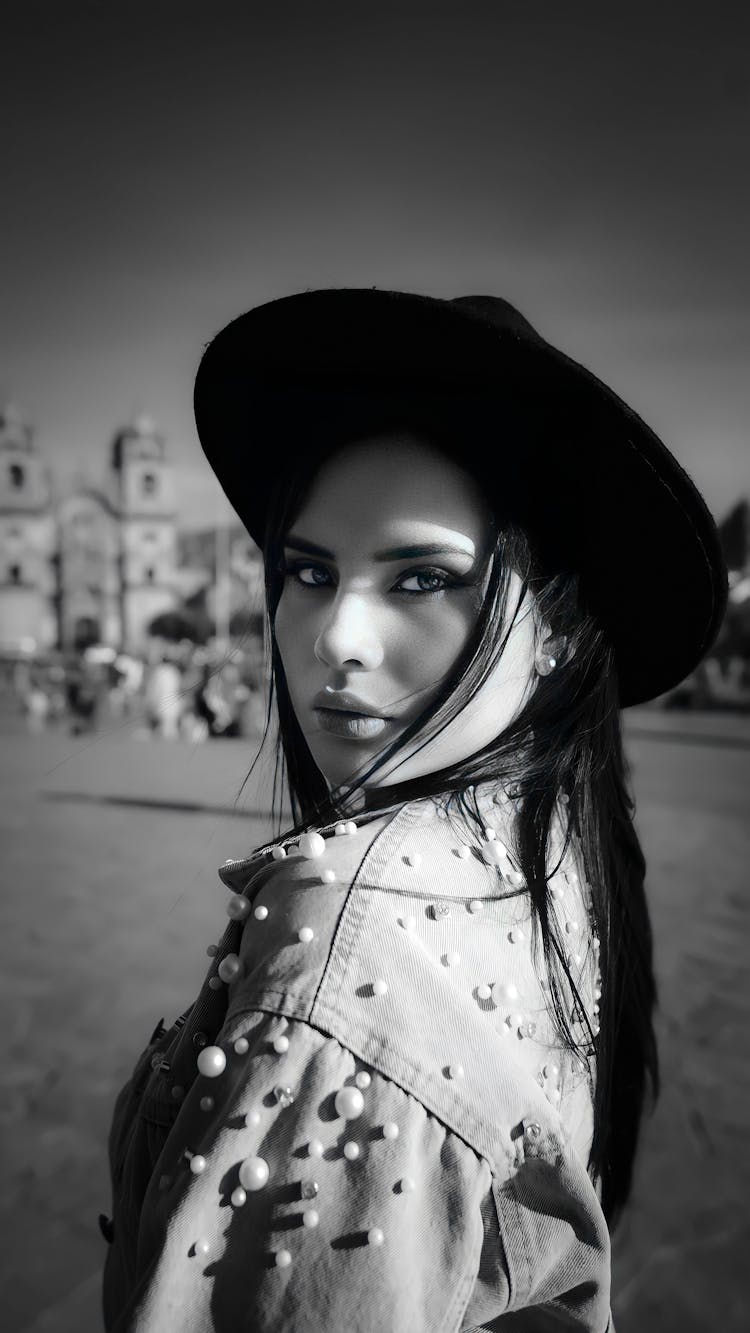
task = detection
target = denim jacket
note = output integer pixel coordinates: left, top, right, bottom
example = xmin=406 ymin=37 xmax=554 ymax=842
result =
xmin=101 ymin=782 xmax=614 ymax=1332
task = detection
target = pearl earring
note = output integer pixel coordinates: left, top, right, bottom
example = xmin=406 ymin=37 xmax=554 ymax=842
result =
xmin=535 ymin=635 xmax=566 ymax=677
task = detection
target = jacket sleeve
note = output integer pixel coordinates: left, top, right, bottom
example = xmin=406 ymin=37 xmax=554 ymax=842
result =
xmin=461 ymin=1116 xmax=613 ymax=1333
xmin=106 ymin=1005 xmax=612 ymax=1333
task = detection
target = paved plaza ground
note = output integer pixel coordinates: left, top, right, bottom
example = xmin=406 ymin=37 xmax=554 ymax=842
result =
xmin=1 ymin=707 xmax=748 ymax=1331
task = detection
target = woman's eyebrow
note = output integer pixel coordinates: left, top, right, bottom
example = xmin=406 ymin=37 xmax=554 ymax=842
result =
xmin=283 ymin=535 xmax=475 ymax=562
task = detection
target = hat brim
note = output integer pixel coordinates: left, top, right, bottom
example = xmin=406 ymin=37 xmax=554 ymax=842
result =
xmin=194 ymin=288 xmax=727 ymax=708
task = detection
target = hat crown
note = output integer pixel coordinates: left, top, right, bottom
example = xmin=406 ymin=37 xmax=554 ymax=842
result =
xmin=449 ymin=294 xmax=542 ymax=342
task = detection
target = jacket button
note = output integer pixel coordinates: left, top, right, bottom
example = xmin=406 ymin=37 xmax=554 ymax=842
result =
xmin=524 ymin=1121 xmax=542 ymax=1141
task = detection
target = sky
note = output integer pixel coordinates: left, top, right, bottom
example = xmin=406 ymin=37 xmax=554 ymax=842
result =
xmin=2 ymin=0 xmax=748 ymax=529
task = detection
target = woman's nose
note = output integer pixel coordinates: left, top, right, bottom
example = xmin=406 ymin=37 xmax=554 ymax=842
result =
xmin=314 ymin=594 xmax=384 ymax=672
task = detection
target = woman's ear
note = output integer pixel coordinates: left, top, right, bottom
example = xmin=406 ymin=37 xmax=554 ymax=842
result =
xmin=534 ymin=622 xmax=570 ymax=678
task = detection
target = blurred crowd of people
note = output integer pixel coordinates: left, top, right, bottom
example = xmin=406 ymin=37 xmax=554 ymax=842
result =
xmin=5 ymin=639 xmax=267 ymax=740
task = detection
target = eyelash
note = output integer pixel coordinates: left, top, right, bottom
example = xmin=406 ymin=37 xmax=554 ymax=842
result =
xmin=276 ymin=559 xmax=463 ymax=599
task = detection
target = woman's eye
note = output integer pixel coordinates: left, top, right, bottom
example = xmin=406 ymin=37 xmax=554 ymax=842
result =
xmin=282 ymin=561 xmax=332 ymax=587
xmin=279 ymin=560 xmax=457 ymax=597
xmin=397 ymin=569 xmax=452 ymax=595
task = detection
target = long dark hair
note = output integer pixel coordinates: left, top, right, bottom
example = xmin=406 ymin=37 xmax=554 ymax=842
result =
xmin=235 ymin=416 xmax=660 ymax=1232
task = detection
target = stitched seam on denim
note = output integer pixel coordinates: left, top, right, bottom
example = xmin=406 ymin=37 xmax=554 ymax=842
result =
xmin=308 ymin=803 xmax=408 ymax=1016
xmin=310 ymin=801 xmax=422 ymax=1022
xmin=269 ymin=1012 xmax=518 ymax=1185
xmin=504 ymin=1172 xmax=533 ymax=1308
xmin=441 ymin=1264 xmax=478 ymax=1333
xmin=313 ymin=901 xmax=534 ymax=1174
xmin=225 ymin=991 xmax=312 ymax=1025
xmin=440 ymin=1172 xmax=495 ymax=1333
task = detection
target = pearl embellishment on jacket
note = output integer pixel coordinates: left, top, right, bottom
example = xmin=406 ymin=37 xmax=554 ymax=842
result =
xmin=254 ymin=904 xmax=269 ymax=920
xmin=481 ymin=840 xmax=505 ymax=866
xmin=335 ymin=1086 xmax=364 ymax=1119
xmin=372 ymin=978 xmax=388 ymax=996
xmin=382 ymin=1120 xmax=399 ymax=1140
xmin=234 ymin=1037 xmax=249 ymax=1055
xmin=273 ymin=1035 xmax=290 ymax=1054
xmin=239 ymin=1155 xmax=270 ymax=1190
xmin=343 ymin=1141 xmax=360 ymax=1160
xmin=303 ymin=1208 xmax=320 ymax=1228
xmin=298 ymin=926 xmax=314 ymax=943
xmin=299 ymin=831 xmax=325 ymax=859
xmin=492 ymin=981 xmax=519 ymax=1004
xmin=197 ymin=1046 xmax=226 ymax=1078
xmin=231 ymin=1187 xmax=247 ymax=1207
xmin=275 ymin=1249 xmax=292 ymax=1268
xmin=226 ymin=894 xmax=250 ymax=921
xmin=368 ymin=1227 xmax=384 ymax=1246
xmin=218 ymin=953 xmax=241 ymax=983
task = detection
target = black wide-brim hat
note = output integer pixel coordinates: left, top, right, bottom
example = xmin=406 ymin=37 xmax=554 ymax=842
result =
xmin=194 ymin=288 xmax=727 ymax=708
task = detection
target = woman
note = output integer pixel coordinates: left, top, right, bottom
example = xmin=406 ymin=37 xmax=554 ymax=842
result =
xmin=101 ymin=289 xmax=727 ymax=1332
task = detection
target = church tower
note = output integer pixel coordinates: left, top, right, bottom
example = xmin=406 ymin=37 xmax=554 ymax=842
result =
xmin=110 ymin=414 xmax=178 ymax=653
xmin=0 ymin=405 xmax=56 ymax=651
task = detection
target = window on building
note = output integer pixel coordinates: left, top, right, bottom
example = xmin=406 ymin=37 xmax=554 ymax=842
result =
xmin=9 ymin=463 xmax=25 ymax=489
xmin=141 ymin=471 xmax=158 ymax=496
xmin=145 ymin=566 xmax=155 ymax=582
xmin=9 ymin=563 xmax=22 ymax=583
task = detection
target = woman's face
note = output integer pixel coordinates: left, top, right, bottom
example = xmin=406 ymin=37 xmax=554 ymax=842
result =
xmin=273 ymin=431 xmax=537 ymax=792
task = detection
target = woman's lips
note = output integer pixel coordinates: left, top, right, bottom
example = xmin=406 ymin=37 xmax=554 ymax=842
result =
xmin=314 ymin=707 xmax=390 ymax=740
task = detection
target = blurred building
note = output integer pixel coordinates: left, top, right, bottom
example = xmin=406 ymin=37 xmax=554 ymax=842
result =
xmin=0 ymin=405 xmax=57 ymax=652
xmin=0 ymin=405 xmax=254 ymax=656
